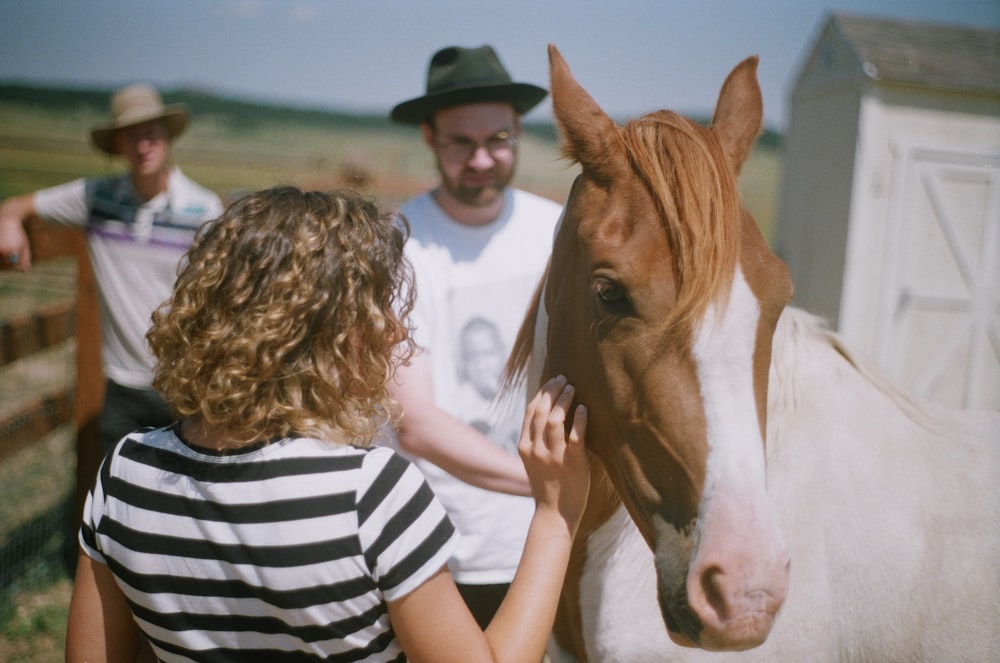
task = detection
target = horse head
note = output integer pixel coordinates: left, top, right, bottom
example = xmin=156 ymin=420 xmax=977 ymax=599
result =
xmin=535 ymin=45 xmax=794 ymax=652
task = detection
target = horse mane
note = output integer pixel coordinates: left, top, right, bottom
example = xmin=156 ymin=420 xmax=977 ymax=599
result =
xmin=768 ymin=307 xmax=943 ymax=435
xmin=619 ymin=110 xmax=742 ymax=329
xmin=503 ymin=268 xmax=545 ymax=392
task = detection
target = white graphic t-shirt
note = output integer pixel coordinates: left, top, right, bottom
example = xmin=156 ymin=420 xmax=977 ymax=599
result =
xmin=392 ymin=187 xmax=561 ymax=584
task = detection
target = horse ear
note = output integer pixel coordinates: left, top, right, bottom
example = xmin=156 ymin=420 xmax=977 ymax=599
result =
xmin=549 ymin=44 xmax=624 ymax=178
xmin=710 ymin=55 xmax=763 ymax=175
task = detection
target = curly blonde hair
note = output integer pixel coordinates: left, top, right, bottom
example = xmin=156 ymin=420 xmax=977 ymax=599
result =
xmin=147 ymin=186 xmax=415 ymax=448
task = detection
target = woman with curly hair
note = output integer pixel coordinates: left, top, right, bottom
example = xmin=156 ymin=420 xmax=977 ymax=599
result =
xmin=65 ymin=186 xmax=589 ymax=663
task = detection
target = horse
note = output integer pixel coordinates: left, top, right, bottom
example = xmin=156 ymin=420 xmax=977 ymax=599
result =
xmin=505 ymin=45 xmax=1000 ymax=662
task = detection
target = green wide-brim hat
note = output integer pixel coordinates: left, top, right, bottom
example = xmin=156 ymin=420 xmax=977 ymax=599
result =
xmin=390 ymin=45 xmax=548 ymax=125
xmin=91 ymin=83 xmax=188 ymax=155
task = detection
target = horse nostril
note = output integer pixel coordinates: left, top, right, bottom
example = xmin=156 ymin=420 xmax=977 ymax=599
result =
xmin=685 ymin=558 xmax=784 ymax=651
xmin=699 ymin=566 xmax=730 ymax=622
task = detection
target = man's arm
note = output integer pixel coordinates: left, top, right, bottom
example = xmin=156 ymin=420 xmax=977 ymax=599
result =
xmin=0 ymin=193 xmax=37 ymax=269
xmin=391 ymin=351 xmax=531 ymax=496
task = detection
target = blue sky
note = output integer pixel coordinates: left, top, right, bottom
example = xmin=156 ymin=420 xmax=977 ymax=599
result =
xmin=1 ymin=0 xmax=997 ymax=130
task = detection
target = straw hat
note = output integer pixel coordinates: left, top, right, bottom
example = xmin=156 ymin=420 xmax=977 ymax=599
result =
xmin=90 ymin=83 xmax=188 ymax=154
xmin=390 ymin=45 xmax=547 ymax=125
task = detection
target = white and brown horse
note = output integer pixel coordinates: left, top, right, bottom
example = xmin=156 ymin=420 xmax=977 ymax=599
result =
xmin=507 ymin=45 xmax=1000 ymax=662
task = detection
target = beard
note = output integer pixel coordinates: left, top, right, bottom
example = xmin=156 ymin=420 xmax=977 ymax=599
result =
xmin=438 ymin=158 xmax=515 ymax=208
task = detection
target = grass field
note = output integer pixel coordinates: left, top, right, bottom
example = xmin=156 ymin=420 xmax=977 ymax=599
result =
xmin=0 ymin=95 xmax=781 ymax=235
xmin=0 ymin=99 xmax=579 ymax=209
xmin=0 ymin=90 xmax=781 ymax=659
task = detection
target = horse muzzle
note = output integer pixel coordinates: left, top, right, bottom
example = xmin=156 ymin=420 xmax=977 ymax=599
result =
xmin=652 ymin=512 xmax=790 ymax=651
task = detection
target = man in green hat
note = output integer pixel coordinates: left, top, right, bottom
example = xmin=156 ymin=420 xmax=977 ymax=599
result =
xmin=385 ymin=45 xmax=563 ymax=627
xmin=0 ymin=83 xmax=223 ymax=456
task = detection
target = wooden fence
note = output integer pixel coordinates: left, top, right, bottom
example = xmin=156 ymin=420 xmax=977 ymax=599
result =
xmin=0 ymin=217 xmax=103 ymax=523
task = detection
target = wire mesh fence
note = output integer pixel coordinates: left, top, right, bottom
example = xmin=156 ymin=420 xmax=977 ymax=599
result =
xmin=0 ymin=426 xmax=77 ymax=619
xmin=0 ymin=259 xmax=77 ymax=632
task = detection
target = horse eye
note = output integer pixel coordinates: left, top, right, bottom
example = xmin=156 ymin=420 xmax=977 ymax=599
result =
xmin=594 ymin=277 xmax=627 ymax=306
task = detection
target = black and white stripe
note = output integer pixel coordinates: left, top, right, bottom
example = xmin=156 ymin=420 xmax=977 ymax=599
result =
xmin=80 ymin=427 xmax=458 ymax=662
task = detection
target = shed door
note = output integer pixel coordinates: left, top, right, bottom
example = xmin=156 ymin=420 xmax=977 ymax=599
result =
xmin=878 ymin=147 xmax=1000 ymax=409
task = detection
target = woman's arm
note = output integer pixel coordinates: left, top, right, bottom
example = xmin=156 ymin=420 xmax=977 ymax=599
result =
xmin=388 ymin=376 xmax=589 ymax=662
xmin=66 ymin=551 xmax=143 ymax=663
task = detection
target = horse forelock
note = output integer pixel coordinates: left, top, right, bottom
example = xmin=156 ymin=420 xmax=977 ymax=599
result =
xmin=620 ymin=110 xmax=742 ymax=331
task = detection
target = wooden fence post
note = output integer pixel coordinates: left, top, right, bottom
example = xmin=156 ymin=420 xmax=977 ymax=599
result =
xmin=71 ymin=231 xmax=103 ymax=520
xmin=22 ymin=217 xmax=104 ymax=521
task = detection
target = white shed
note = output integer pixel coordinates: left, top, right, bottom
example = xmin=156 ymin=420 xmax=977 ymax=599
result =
xmin=774 ymin=13 xmax=1000 ymax=410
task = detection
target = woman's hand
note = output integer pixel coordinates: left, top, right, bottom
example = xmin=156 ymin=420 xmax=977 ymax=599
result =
xmin=518 ymin=375 xmax=590 ymax=535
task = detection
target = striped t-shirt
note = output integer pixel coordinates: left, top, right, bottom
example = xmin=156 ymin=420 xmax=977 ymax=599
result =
xmin=79 ymin=425 xmax=459 ymax=662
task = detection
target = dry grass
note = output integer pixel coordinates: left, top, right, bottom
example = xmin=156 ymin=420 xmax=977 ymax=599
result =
xmin=0 ymin=578 xmax=72 ymax=662
xmin=0 ymin=425 xmax=76 ymax=662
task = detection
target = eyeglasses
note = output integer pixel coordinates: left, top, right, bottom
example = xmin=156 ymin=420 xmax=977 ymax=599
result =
xmin=433 ymin=131 xmax=518 ymax=162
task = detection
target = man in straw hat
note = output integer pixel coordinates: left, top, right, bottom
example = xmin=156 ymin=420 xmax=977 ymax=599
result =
xmin=384 ymin=44 xmax=563 ymax=627
xmin=0 ymin=83 xmax=223 ymax=456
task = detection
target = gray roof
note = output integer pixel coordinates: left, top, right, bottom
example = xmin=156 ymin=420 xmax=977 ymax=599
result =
xmin=831 ymin=13 xmax=1000 ymax=95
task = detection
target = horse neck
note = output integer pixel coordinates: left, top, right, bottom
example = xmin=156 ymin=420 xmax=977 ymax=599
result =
xmin=765 ymin=306 xmax=945 ymax=447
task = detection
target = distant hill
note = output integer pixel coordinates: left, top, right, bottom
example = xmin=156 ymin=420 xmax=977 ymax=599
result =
xmin=0 ymin=81 xmax=560 ymax=141
xmin=0 ymin=81 xmax=395 ymax=130
xmin=0 ymin=81 xmax=780 ymax=148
